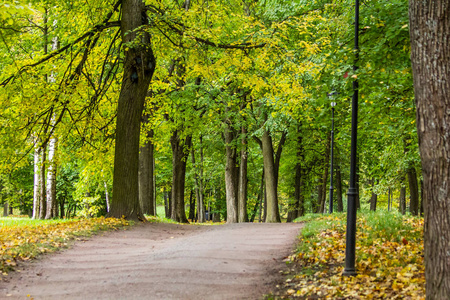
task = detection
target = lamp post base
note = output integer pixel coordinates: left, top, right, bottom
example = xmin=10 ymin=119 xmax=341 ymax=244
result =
xmin=343 ymin=268 xmax=357 ymax=277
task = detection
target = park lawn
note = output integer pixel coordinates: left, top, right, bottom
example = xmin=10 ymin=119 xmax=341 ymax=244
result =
xmin=0 ymin=216 xmax=131 ymax=275
xmin=270 ymin=211 xmax=425 ymax=299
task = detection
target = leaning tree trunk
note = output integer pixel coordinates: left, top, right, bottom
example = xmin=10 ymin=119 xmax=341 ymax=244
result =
xmin=409 ymin=1 xmax=450 ymax=298
xmin=407 ymin=166 xmax=419 ymax=215
xmin=238 ymin=126 xmax=248 ymax=222
xmin=170 ymin=131 xmax=190 ymax=223
xmin=224 ymin=124 xmax=238 ymax=223
xmin=109 ymin=0 xmax=156 ymax=220
xmin=261 ymin=128 xmax=280 ymax=223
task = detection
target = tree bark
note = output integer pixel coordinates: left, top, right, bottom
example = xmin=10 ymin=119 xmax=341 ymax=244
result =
xmin=45 ymin=135 xmax=57 ymax=219
xmin=261 ymin=128 xmax=280 ymax=223
xmin=407 ymin=166 xmax=419 ymax=215
xmin=32 ymin=142 xmax=41 ymax=219
xmin=370 ymin=178 xmax=377 ymax=212
xmin=399 ymin=184 xmax=406 ymax=215
xmin=170 ymin=131 xmax=190 ymax=223
xmin=188 ymin=189 xmax=195 ymax=221
xmin=409 ymin=1 xmax=450 ymax=298
xmin=3 ymin=202 xmax=8 ymax=217
xmin=319 ymin=134 xmax=331 ymax=213
xmin=336 ymin=164 xmax=343 ymax=212
xmin=288 ymin=133 xmax=303 ymax=222
xmin=238 ymin=126 xmax=248 ymax=222
xmin=38 ymin=147 xmax=46 ymax=220
xmin=224 ymin=124 xmax=238 ymax=223
xmin=109 ymin=0 xmax=156 ymax=221
xmin=139 ymin=123 xmax=155 ymax=216
xmin=191 ymin=138 xmax=205 ymax=223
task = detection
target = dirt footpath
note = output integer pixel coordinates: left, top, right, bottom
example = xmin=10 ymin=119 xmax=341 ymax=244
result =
xmin=0 ymin=222 xmax=303 ymax=300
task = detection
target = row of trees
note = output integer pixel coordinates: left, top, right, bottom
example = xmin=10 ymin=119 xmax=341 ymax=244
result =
xmin=0 ymin=0 xmax=420 ymax=222
xmin=1 ymin=0 xmax=448 ymax=297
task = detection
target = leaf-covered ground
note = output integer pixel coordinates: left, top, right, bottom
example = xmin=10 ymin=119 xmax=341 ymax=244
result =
xmin=269 ymin=211 xmax=425 ymax=299
xmin=0 ymin=216 xmax=130 ymax=275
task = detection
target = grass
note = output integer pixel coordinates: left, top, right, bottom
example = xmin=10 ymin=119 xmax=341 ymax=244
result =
xmin=268 ymin=210 xmax=425 ymax=299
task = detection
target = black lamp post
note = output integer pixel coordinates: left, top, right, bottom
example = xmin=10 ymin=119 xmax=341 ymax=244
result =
xmin=343 ymin=0 xmax=359 ymax=277
xmin=328 ymin=93 xmax=337 ymax=214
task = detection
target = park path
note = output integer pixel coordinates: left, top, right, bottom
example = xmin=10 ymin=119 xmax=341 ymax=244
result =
xmin=0 ymin=222 xmax=302 ymax=300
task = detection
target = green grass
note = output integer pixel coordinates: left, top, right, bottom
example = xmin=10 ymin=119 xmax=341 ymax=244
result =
xmin=0 ymin=217 xmax=73 ymax=227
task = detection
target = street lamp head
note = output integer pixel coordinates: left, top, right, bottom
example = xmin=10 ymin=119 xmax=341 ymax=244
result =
xmin=331 ymin=102 xmax=336 ymax=107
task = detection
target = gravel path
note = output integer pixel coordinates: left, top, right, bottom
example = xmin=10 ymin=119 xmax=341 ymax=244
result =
xmin=1 ymin=222 xmax=302 ymax=300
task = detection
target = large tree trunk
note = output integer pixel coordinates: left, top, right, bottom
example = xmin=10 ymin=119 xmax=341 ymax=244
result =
xmin=336 ymin=164 xmax=343 ymax=212
xmin=409 ymin=1 xmax=450 ymax=298
xmin=139 ymin=123 xmax=155 ymax=216
xmin=109 ymin=0 xmax=156 ymax=221
xmin=224 ymin=124 xmax=238 ymax=223
xmin=407 ymin=166 xmax=419 ymax=215
xmin=238 ymin=126 xmax=248 ymax=222
xmin=45 ymin=136 xmax=57 ymax=219
xmin=170 ymin=131 xmax=190 ymax=223
xmin=261 ymin=128 xmax=280 ymax=223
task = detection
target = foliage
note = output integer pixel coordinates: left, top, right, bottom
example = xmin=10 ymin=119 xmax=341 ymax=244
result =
xmin=0 ymin=216 xmax=130 ymax=274
xmin=270 ymin=211 xmax=424 ymax=299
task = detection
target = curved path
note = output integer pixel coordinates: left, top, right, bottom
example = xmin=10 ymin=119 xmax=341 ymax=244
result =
xmin=1 ymin=222 xmax=302 ymax=300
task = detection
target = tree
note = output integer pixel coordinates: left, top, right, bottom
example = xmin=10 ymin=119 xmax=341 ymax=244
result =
xmin=409 ymin=0 xmax=450 ymax=298
xmin=108 ymin=0 xmax=156 ymax=220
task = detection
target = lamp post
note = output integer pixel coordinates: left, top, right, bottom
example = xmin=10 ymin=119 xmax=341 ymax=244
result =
xmin=328 ymin=93 xmax=337 ymax=214
xmin=343 ymin=0 xmax=359 ymax=277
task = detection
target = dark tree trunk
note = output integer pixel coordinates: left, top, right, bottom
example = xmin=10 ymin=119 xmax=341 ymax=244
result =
xmin=409 ymin=1 xmax=450 ymax=298
xmin=319 ymin=134 xmax=330 ymax=214
xmin=110 ymin=0 xmax=156 ymax=221
xmin=336 ymin=164 xmax=343 ymax=212
xmin=261 ymin=128 xmax=280 ymax=222
xmin=315 ymin=184 xmax=322 ymax=213
xmin=224 ymin=124 xmax=238 ymax=223
xmin=191 ymin=138 xmax=205 ymax=223
xmin=3 ymin=202 xmax=8 ymax=217
xmin=188 ymin=189 xmax=195 ymax=221
xmin=399 ymin=184 xmax=406 ymax=215
xmin=408 ymin=166 xmax=419 ymax=215
xmin=238 ymin=126 xmax=248 ymax=222
xmin=288 ymin=134 xmax=303 ymax=221
xmin=139 ymin=124 xmax=155 ymax=216
xmin=59 ymin=197 xmax=65 ymax=219
xmin=370 ymin=179 xmax=377 ymax=211
xmin=170 ymin=131 xmax=190 ymax=223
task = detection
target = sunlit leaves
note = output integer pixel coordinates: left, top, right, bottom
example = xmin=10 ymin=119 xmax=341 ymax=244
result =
xmin=276 ymin=212 xmax=425 ymax=299
xmin=0 ymin=217 xmax=130 ymax=274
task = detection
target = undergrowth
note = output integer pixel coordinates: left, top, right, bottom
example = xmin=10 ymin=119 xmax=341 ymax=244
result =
xmin=268 ymin=210 xmax=424 ymax=299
